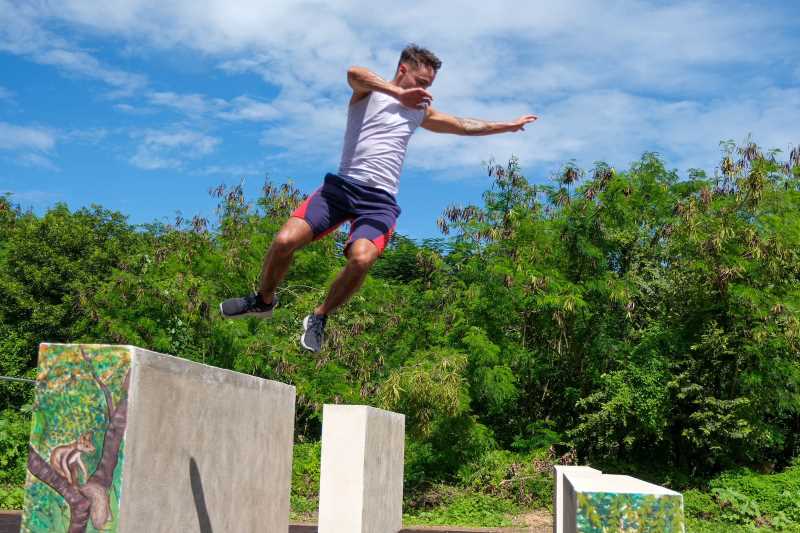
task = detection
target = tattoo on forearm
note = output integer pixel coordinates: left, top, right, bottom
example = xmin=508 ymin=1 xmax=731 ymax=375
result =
xmin=457 ymin=117 xmax=495 ymax=135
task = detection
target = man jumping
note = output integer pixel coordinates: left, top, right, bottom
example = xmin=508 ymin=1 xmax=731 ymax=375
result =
xmin=220 ymin=44 xmax=537 ymax=352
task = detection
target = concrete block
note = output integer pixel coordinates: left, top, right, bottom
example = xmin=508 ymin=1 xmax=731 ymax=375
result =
xmin=22 ymin=343 xmax=296 ymax=533
xmin=553 ymin=466 xmax=601 ymax=533
xmin=318 ymin=405 xmax=405 ymax=533
xmin=563 ymin=472 xmax=685 ymax=533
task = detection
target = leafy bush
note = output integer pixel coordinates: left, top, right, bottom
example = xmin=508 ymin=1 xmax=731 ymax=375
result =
xmin=456 ymin=448 xmax=554 ymax=508
xmin=0 ymin=485 xmax=24 ymax=510
xmin=404 ymin=487 xmax=519 ymax=527
xmin=1 ymin=142 xmax=800 ymax=525
xmin=290 ymin=441 xmax=321 ymax=519
xmin=684 ymin=464 xmax=800 ymax=531
xmin=0 ymin=410 xmax=30 ymax=487
xmin=710 ymin=465 xmax=800 ymax=526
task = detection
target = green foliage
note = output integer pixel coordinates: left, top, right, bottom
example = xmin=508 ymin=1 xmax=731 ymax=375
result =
xmin=456 ymin=448 xmax=554 ymax=508
xmin=711 ymin=487 xmax=762 ymax=524
xmin=2 ymin=143 xmax=800 ymax=527
xmin=685 ymin=518 xmax=798 ymax=533
xmin=710 ymin=465 xmax=800 ymax=524
xmin=0 ymin=202 xmax=141 ymax=409
xmin=0 ymin=409 xmax=30 ymax=488
xmin=290 ymin=441 xmax=321 ymax=518
xmin=684 ymin=489 xmax=720 ymax=522
xmin=378 ymin=347 xmax=469 ymax=437
xmin=684 ymin=464 xmax=800 ymax=530
xmin=571 ymin=358 xmax=670 ymax=458
xmin=404 ymin=487 xmax=519 ymax=527
xmin=0 ymin=485 xmax=25 ymax=510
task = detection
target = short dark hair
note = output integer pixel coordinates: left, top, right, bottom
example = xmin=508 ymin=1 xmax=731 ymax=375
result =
xmin=398 ymin=44 xmax=442 ymax=73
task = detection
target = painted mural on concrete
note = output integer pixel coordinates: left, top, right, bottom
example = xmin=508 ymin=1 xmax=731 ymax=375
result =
xmin=576 ymin=491 xmax=685 ymax=533
xmin=22 ymin=344 xmax=131 ymax=533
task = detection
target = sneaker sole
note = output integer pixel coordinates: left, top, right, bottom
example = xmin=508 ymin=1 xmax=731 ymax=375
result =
xmin=300 ymin=315 xmax=319 ymax=352
xmin=218 ymin=302 xmax=274 ymax=320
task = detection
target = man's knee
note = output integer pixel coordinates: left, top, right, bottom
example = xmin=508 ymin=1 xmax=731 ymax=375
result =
xmin=271 ymin=231 xmax=294 ymax=255
xmin=272 ymin=229 xmax=304 ymax=255
xmin=348 ymin=240 xmax=379 ymax=271
xmin=271 ymin=218 xmax=314 ymax=255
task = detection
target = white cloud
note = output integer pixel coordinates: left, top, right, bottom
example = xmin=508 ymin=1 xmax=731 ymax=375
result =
xmin=0 ymin=122 xmax=56 ymax=152
xmin=0 ymin=123 xmax=116 ymax=170
xmin=0 ymin=0 xmax=147 ymax=96
xmin=130 ymin=128 xmax=221 ymax=170
xmin=34 ymin=48 xmax=147 ymax=95
xmin=0 ymin=121 xmax=58 ymax=170
xmin=4 ymin=0 xmax=798 ymax=181
xmin=217 ymin=96 xmax=280 ymax=122
xmin=14 ymin=153 xmax=60 ymax=171
xmin=259 ymin=97 xmax=346 ymax=167
xmin=63 ymin=128 xmax=109 ymax=144
xmin=114 ymin=103 xmax=156 ymax=115
xmin=148 ymin=92 xmax=225 ymax=116
xmin=193 ymin=163 xmax=266 ymax=178
xmin=408 ymin=87 xmax=800 ymax=178
xmin=36 ymin=1 xmax=783 ymax=96
xmin=146 ymin=92 xmax=279 ymax=122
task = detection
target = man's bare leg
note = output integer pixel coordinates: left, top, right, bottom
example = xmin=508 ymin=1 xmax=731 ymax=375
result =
xmin=315 ymin=238 xmax=380 ymax=316
xmin=300 ymin=238 xmax=381 ymax=352
xmin=259 ymin=217 xmax=314 ymax=303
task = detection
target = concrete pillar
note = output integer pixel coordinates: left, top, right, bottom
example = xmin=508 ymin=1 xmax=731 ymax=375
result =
xmin=22 ymin=343 xmax=296 ymax=533
xmin=563 ymin=472 xmax=685 ymax=533
xmin=553 ymin=466 xmax=601 ymax=533
xmin=318 ymin=405 xmax=405 ymax=533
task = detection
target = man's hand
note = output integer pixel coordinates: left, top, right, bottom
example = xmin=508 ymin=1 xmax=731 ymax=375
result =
xmin=398 ymin=87 xmax=433 ymax=110
xmin=508 ymin=114 xmax=538 ymax=132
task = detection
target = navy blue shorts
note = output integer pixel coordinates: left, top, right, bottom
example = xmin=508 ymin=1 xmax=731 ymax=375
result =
xmin=291 ymin=173 xmax=400 ymax=254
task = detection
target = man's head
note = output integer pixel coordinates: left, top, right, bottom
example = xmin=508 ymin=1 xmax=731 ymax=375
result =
xmin=394 ymin=44 xmax=441 ymax=90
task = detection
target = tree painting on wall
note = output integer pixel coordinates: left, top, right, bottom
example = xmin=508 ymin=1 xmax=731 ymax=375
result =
xmin=22 ymin=345 xmax=131 ymax=533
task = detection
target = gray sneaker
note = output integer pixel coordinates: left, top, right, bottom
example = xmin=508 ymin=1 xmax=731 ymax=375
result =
xmin=219 ymin=293 xmax=277 ymax=319
xmin=300 ymin=313 xmax=327 ymax=352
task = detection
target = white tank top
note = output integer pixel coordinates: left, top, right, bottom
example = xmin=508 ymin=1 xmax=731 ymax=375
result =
xmin=337 ymin=91 xmax=425 ymax=196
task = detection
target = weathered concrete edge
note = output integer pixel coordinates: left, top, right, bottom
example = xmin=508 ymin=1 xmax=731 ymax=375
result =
xmin=39 ymin=343 xmax=293 ymax=392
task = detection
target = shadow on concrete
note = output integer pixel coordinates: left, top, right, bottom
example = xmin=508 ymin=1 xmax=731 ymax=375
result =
xmin=190 ymin=456 xmax=213 ymax=533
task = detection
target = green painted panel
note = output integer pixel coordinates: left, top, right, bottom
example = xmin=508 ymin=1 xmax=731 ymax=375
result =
xmin=576 ymin=491 xmax=685 ymax=533
xmin=22 ymin=344 xmax=132 ymax=533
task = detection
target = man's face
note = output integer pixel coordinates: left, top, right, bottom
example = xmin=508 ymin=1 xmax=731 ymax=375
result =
xmin=396 ymin=63 xmax=436 ymax=90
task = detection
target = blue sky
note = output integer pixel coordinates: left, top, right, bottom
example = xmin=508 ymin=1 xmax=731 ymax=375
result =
xmin=1 ymin=1 xmax=798 ymax=238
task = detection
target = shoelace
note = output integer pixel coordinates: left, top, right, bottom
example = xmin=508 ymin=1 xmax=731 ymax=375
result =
xmin=246 ymin=294 xmax=262 ymax=310
xmin=310 ymin=316 xmax=326 ymax=341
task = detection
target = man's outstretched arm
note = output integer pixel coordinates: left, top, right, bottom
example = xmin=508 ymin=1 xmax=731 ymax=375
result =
xmin=421 ymin=107 xmax=537 ymax=136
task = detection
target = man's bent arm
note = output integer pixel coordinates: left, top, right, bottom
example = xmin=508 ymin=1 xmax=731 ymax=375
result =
xmin=347 ymin=66 xmax=433 ymax=109
xmin=421 ymin=107 xmax=537 ymax=136
xmin=347 ymin=66 xmax=402 ymax=99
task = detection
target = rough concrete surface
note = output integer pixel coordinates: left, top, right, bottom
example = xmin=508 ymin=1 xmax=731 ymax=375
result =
xmin=118 ymin=347 xmax=296 ymax=533
xmin=318 ymin=404 xmax=405 ymax=533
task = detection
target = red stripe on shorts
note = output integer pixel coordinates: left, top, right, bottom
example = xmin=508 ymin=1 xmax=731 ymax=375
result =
xmin=291 ymin=188 xmax=320 ymax=219
xmin=372 ymin=225 xmax=395 ymax=254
